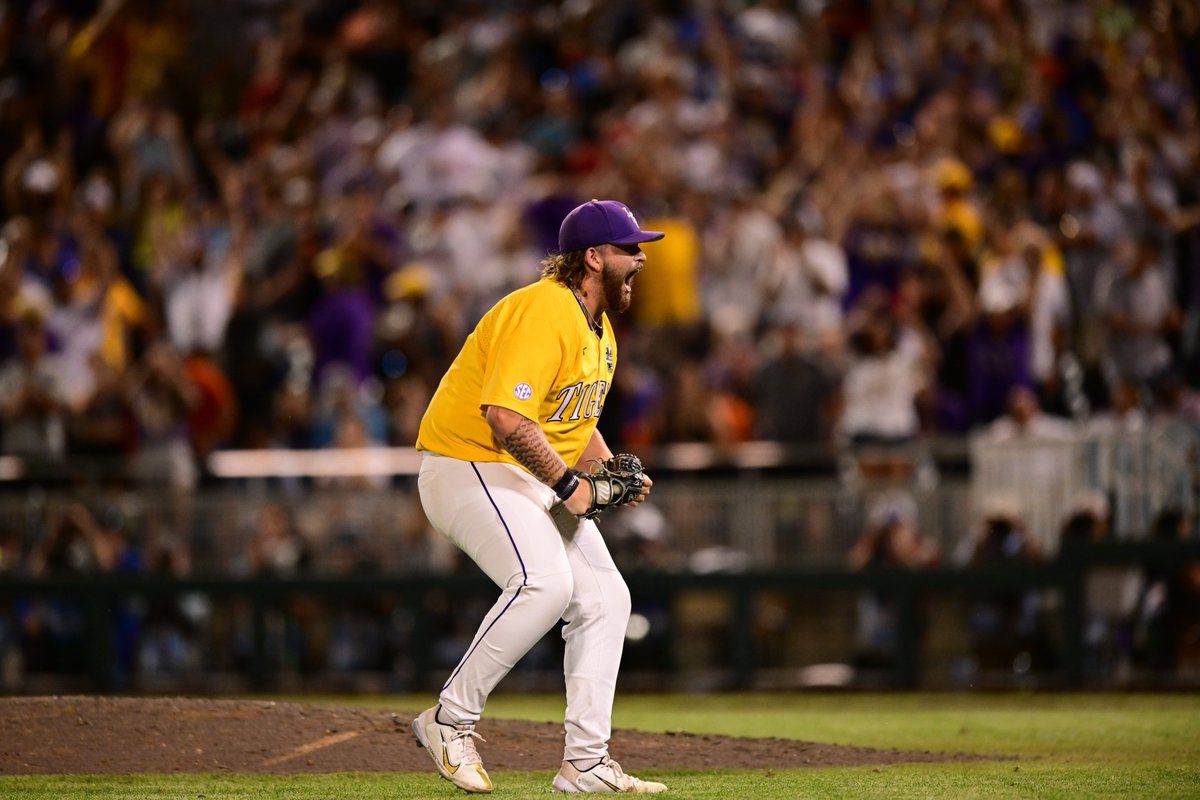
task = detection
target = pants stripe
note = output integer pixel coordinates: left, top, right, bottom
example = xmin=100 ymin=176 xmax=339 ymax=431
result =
xmin=441 ymin=462 xmax=529 ymax=691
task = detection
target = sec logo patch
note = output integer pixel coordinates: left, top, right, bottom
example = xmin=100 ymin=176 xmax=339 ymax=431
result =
xmin=514 ymin=382 xmax=533 ymax=400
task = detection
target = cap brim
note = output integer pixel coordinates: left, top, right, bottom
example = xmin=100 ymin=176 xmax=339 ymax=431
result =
xmin=609 ymin=229 xmax=665 ymax=245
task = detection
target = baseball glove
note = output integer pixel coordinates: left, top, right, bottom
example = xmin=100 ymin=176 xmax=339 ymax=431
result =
xmin=579 ymin=453 xmax=646 ymax=520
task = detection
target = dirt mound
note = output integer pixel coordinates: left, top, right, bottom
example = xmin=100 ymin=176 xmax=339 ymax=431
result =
xmin=0 ymin=696 xmax=991 ymax=775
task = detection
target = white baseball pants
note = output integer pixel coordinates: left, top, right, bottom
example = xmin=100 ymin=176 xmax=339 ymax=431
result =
xmin=417 ymin=452 xmax=632 ymax=762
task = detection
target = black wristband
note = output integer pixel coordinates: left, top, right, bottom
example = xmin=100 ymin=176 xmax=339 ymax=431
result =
xmin=552 ymin=469 xmax=580 ymax=502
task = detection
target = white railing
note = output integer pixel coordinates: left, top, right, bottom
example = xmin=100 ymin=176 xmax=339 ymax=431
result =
xmin=0 ymin=429 xmax=1193 ymax=572
xmin=969 ymin=422 xmax=1199 ymax=554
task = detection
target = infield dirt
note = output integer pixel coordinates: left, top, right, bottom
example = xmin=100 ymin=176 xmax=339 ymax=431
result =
xmin=0 ymin=696 xmax=996 ymax=774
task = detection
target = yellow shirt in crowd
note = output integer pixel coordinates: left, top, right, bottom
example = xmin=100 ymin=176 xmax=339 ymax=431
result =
xmin=633 ymin=216 xmax=700 ymax=327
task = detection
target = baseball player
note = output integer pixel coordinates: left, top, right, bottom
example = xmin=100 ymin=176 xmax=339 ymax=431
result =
xmin=411 ymin=200 xmax=668 ymax=794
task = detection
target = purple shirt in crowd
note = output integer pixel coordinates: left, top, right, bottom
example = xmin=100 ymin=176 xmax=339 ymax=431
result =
xmin=308 ymin=288 xmax=376 ymax=386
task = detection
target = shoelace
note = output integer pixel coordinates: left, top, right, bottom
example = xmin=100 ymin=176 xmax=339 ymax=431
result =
xmin=448 ymin=728 xmax=486 ymax=765
xmin=604 ymin=757 xmax=660 ymax=789
xmin=599 ymin=757 xmax=634 ymax=786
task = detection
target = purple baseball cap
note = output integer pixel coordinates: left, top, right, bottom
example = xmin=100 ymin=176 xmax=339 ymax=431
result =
xmin=558 ymin=200 xmax=665 ymax=252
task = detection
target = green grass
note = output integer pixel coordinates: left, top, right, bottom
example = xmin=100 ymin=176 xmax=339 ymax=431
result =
xmin=3 ymin=693 xmax=1198 ymax=798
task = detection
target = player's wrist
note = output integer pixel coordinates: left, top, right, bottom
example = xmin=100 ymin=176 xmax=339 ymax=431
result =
xmin=563 ymin=475 xmax=593 ymax=515
xmin=552 ymin=469 xmax=581 ymax=503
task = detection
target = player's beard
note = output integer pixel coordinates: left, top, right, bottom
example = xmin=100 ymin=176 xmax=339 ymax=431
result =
xmin=600 ymin=260 xmax=635 ymax=314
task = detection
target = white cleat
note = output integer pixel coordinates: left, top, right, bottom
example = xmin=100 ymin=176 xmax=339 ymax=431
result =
xmin=552 ymin=756 xmax=667 ymax=793
xmin=411 ymin=705 xmax=493 ymax=793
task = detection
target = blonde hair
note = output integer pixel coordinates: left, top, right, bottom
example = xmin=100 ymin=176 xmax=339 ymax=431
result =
xmin=540 ymin=250 xmax=588 ymax=290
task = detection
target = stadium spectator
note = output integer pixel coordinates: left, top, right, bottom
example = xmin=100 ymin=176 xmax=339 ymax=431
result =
xmin=135 ymin=522 xmax=204 ymax=682
xmin=963 ymin=503 xmax=1056 ymax=682
xmin=237 ymin=500 xmax=313 ymax=578
xmin=18 ymin=500 xmax=143 ymax=678
xmin=752 ymin=320 xmax=839 ymax=447
xmin=1094 ymin=232 xmax=1181 ymax=394
xmin=847 ymin=491 xmax=940 ymax=673
xmin=1058 ymin=160 xmax=1125 ymax=365
xmin=1059 ymin=494 xmax=1141 ymax=683
xmin=0 ymin=308 xmax=66 ymax=463
xmin=1135 ymin=507 xmax=1200 ymax=679
xmin=44 ymin=243 xmax=106 ymax=410
xmin=838 ymin=295 xmax=931 ymax=481
xmin=905 ymin=243 xmax=977 ymax=433
xmin=760 ymin=205 xmax=849 ymax=343
xmin=1085 ymin=379 xmax=1146 ymax=436
xmin=705 ymin=189 xmax=782 ymax=336
xmin=223 ymin=498 xmax=319 ymax=674
xmin=127 ymin=341 xmax=199 ymax=491
xmin=65 ymin=352 xmax=133 ymax=459
xmin=979 ymin=220 xmax=1072 ymax=406
xmin=968 ymin=276 xmax=1033 ymax=427
xmin=983 ymin=385 xmax=1074 ymax=442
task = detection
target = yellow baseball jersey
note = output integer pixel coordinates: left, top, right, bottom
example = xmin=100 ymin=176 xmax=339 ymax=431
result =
xmin=417 ymin=278 xmax=616 ymax=470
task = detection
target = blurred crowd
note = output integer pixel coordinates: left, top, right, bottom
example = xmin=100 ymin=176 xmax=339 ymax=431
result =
xmin=1 ymin=0 xmax=1200 ymax=687
xmin=845 ymin=488 xmax=1199 ymax=686
xmin=0 ymin=0 xmax=1198 ymax=485
xmin=0 ymin=490 xmax=461 ymax=687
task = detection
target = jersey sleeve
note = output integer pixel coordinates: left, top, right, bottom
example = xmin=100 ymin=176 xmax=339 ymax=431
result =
xmin=479 ymin=308 xmax=565 ymax=420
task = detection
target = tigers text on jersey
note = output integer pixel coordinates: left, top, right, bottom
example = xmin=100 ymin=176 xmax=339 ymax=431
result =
xmin=417 ymin=278 xmax=617 ymax=470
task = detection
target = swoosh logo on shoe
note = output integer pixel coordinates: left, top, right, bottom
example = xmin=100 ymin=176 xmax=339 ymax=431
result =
xmin=442 ymin=745 xmax=460 ymax=775
xmin=592 ymin=774 xmax=620 ymax=792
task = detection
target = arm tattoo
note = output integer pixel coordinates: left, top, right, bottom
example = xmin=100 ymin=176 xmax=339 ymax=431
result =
xmin=501 ymin=416 xmax=567 ymax=484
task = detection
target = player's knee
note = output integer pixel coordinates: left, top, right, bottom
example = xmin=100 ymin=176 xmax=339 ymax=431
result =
xmin=575 ymin=573 xmax=631 ymax=625
xmin=526 ymin=571 xmax=574 ymax=618
xmin=609 ymin=575 xmax=632 ymax=622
